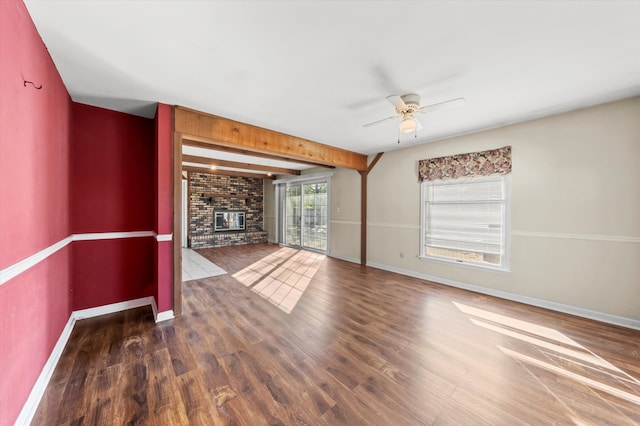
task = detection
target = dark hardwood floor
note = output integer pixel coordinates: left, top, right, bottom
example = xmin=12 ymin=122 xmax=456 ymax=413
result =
xmin=33 ymin=243 xmax=640 ymax=425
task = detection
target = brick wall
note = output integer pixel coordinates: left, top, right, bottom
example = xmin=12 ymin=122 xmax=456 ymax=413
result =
xmin=188 ymin=172 xmax=267 ymax=248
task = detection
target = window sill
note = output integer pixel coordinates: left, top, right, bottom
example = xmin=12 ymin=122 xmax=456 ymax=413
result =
xmin=418 ymin=255 xmax=512 ymax=275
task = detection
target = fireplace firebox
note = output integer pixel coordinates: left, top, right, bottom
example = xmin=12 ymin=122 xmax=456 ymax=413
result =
xmin=214 ymin=210 xmax=246 ymax=232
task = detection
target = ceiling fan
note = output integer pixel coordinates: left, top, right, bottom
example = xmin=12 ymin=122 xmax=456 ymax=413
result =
xmin=363 ymin=94 xmax=466 ymax=136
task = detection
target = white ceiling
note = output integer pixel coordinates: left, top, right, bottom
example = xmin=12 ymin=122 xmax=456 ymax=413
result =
xmin=25 ymin=1 xmax=640 ymax=160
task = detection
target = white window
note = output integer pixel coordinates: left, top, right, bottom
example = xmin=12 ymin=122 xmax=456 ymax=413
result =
xmin=420 ymin=175 xmax=510 ymax=271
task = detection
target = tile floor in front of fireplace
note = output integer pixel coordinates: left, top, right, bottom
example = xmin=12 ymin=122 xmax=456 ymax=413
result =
xmin=182 ymin=246 xmax=324 ymax=314
xmin=182 ymin=248 xmax=227 ymax=281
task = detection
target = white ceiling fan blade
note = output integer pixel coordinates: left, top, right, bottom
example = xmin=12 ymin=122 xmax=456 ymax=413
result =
xmin=418 ymin=97 xmax=466 ymax=114
xmin=414 ymin=117 xmax=423 ymax=131
xmin=386 ymin=95 xmax=406 ymax=109
xmin=362 ymin=114 xmax=400 ymax=128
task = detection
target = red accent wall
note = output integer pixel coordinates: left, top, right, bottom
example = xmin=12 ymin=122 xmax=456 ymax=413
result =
xmin=0 ymin=1 xmax=71 ymax=268
xmin=154 ymin=103 xmax=174 ymax=312
xmin=154 ymin=103 xmax=173 ymax=235
xmin=72 ymin=238 xmax=153 ymax=309
xmin=0 ymin=1 xmax=73 ymax=424
xmin=1 ymin=2 xmax=173 ymax=423
xmin=155 ymin=243 xmax=174 ymax=312
xmin=71 ymin=103 xmax=155 ymax=310
xmin=71 ymin=103 xmax=154 ymax=233
xmin=0 ymin=250 xmax=72 ymax=424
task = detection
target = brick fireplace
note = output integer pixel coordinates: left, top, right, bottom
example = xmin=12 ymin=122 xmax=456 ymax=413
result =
xmin=188 ymin=172 xmax=268 ymax=248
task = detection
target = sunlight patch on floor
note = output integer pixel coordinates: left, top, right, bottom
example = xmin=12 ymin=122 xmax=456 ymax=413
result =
xmin=499 ymin=346 xmax=640 ymax=406
xmin=453 ymin=301 xmax=578 ymax=347
xmin=232 ymin=247 xmax=324 ymax=313
xmin=453 ymin=301 xmax=640 ymax=409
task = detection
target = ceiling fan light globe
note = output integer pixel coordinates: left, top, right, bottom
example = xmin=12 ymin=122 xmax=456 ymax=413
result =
xmin=399 ymin=117 xmax=416 ymax=133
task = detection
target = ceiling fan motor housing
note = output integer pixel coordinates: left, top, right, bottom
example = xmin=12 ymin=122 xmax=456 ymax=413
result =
xmin=397 ymin=93 xmax=421 ymax=117
xmin=401 ymin=93 xmax=421 ymax=105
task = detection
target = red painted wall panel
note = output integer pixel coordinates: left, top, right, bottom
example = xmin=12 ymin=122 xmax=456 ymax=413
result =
xmin=155 ymin=242 xmax=173 ymax=312
xmin=71 ymin=103 xmax=154 ymax=233
xmin=2 ymin=1 xmax=167 ymax=422
xmin=0 ymin=248 xmax=72 ymax=426
xmin=0 ymin=0 xmax=71 ymax=269
xmin=154 ymin=103 xmax=173 ymax=235
xmin=154 ymin=103 xmax=174 ymax=312
xmin=72 ymin=238 xmax=153 ymax=310
xmin=0 ymin=1 xmax=73 ymax=424
xmin=70 ymin=103 xmax=155 ymax=310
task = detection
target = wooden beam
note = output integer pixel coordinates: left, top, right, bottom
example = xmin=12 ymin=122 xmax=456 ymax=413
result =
xmin=359 ymin=153 xmax=384 ymax=266
xmin=172 ymin=130 xmax=183 ymax=317
xmin=367 ymin=152 xmax=384 ymax=173
xmin=182 ymin=154 xmax=300 ymax=176
xmin=182 ymin=165 xmax=276 ymax=180
xmin=359 ymin=170 xmax=367 ymax=266
xmin=182 ymin=137 xmax=336 ymax=169
xmin=186 ymin=171 xmax=191 ymax=250
xmin=175 ymin=106 xmax=368 ymax=171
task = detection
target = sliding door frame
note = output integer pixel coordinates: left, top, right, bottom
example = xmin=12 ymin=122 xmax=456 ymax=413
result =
xmin=273 ymin=172 xmax=332 ymax=254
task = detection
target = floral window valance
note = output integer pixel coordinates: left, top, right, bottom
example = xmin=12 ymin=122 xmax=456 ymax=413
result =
xmin=418 ymin=146 xmax=512 ymax=182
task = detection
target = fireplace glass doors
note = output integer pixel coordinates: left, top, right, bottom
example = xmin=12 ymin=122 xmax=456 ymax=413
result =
xmin=214 ymin=210 xmax=246 ymax=232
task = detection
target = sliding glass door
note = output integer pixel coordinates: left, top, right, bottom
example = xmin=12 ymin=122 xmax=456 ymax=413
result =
xmin=285 ymin=185 xmax=301 ymax=246
xmin=283 ymin=181 xmax=327 ymax=252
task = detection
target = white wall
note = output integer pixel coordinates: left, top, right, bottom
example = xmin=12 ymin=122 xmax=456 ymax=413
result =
xmin=260 ymin=97 xmax=639 ymax=323
xmin=338 ymin=96 xmax=640 ymax=323
xmin=367 ymin=97 xmax=640 ymax=320
xmin=328 ymin=167 xmax=362 ymax=260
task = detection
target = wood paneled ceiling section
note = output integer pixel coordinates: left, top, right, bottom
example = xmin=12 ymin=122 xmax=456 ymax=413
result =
xmin=182 ymin=139 xmax=335 ymax=170
xmin=175 ymin=106 xmax=369 ymax=178
xmin=182 ymin=165 xmax=276 ymax=181
xmin=182 ymin=154 xmax=301 ymax=178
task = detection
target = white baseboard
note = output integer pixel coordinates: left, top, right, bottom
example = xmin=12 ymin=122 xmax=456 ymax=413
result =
xmin=14 ymin=314 xmax=76 ymax=425
xmin=156 ymin=310 xmax=175 ymax=322
xmin=16 ymin=296 xmax=163 ymax=425
xmin=367 ymin=261 xmax=640 ymax=331
xmin=73 ymin=295 xmax=174 ymax=322
xmin=150 ymin=297 xmax=159 ymax=320
xmin=327 ymin=253 xmax=360 ymax=264
xmin=73 ymin=296 xmax=156 ymax=320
